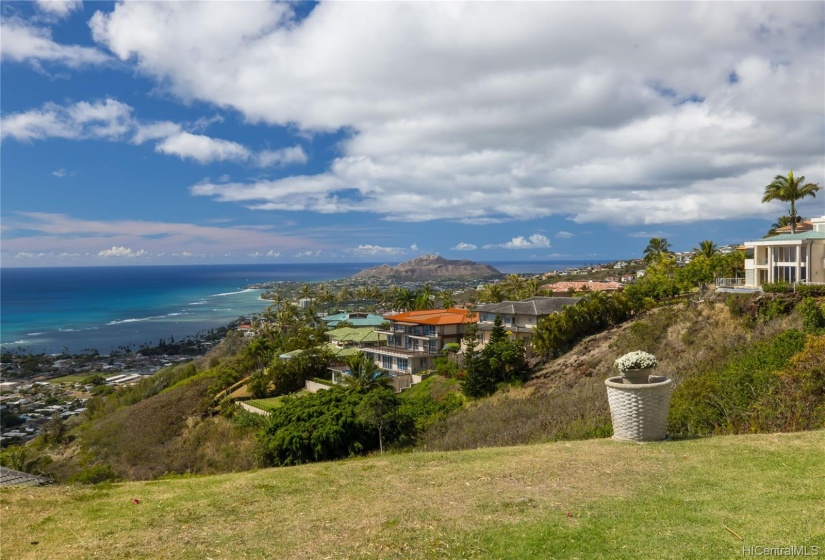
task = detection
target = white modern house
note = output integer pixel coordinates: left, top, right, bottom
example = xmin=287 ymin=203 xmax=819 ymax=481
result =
xmin=743 ymin=215 xmax=825 ymax=288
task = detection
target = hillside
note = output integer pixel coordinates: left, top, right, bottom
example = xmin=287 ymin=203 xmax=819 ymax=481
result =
xmin=352 ymin=254 xmax=502 ymax=280
xmin=2 ymin=431 xmax=823 ymax=559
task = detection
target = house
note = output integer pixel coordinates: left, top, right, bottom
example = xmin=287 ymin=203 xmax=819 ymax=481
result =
xmin=543 ymin=281 xmax=624 ymax=294
xmin=362 ymin=308 xmax=476 ymax=391
xmin=474 ymin=296 xmax=580 ymax=346
xmin=742 ymin=215 xmax=825 ymax=288
xmin=321 ymin=312 xmax=386 ymax=329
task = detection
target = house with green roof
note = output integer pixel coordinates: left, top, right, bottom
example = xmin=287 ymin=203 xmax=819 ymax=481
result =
xmin=743 ymin=215 xmax=825 ymax=287
xmin=322 ymin=312 xmax=386 ymax=328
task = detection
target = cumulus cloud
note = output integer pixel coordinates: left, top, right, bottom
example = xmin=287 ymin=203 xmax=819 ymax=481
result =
xmin=87 ymin=2 xmax=824 ymax=225
xmin=484 ymin=234 xmax=552 ymax=250
xmin=351 ymin=244 xmax=407 ymax=256
xmin=36 ymin=1 xmax=83 ymax=18
xmin=556 ymin=231 xmax=574 ymax=239
xmin=98 ymin=246 xmax=148 ymax=258
xmin=2 ymin=17 xmax=109 ymax=67
xmin=155 ymin=132 xmax=250 ymax=164
xmin=451 ymin=242 xmax=477 ymax=251
xmin=256 ymin=145 xmax=308 ymax=167
xmin=295 ymin=250 xmax=322 ymax=258
xmin=248 ymin=250 xmax=281 ymax=258
xmin=52 ymin=169 xmax=68 ymax=177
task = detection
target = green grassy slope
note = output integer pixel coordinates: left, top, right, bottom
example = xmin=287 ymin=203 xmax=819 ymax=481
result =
xmin=3 ymin=431 xmax=823 ymax=559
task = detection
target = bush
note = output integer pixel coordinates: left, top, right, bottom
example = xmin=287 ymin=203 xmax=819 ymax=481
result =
xmin=68 ymin=464 xmax=120 ymax=484
xmin=796 ymin=284 xmax=825 ymax=297
xmin=669 ymin=330 xmax=808 ymax=437
xmin=798 ymin=297 xmax=825 ymax=332
xmin=762 ymin=282 xmax=793 ymax=293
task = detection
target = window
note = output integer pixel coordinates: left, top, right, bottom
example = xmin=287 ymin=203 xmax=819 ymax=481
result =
xmin=773 ymin=266 xmax=796 ymax=283
xmin=397 ymin=358 xmax=409 ymax=371
xmin=382 ymin=355 xmax=392 ymax=369
xmin=773 ymin=247 xmax=797 ymax=263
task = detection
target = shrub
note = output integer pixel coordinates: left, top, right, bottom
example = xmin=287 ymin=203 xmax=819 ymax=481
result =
xmin=762 ymin=282 xmax=793 ymax=293
xmin=796 ymin=284 xmax=825 ymax=297
xmin=68 ymin=464 xmax=120 ymax=484
xmin=669 ymin=330 xmax=808 ymax=436
xmin=798 ymin=297 xmax=825 ymax=332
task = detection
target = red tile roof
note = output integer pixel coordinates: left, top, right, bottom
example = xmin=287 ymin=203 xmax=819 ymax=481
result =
xmin=385 ymin=308 xmax=476 ymax=325
xmin=543 ymin=281 xmax=624 ymax=293
xmin=774 ymin=220 xmax=813 ymax=234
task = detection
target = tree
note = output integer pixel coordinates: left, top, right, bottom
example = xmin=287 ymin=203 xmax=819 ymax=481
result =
xmin=642 ymin=237 xmax=673 ymax=264
xmin=356 ymin=387 xmax=399 ymax=454
xmin=767 ymin=215 xmax=805 ymax=236
xmin=693 ymin=240 xmax=718 ymax=259
xmin=0 ymin=446 xmax=45 ymax=474
xmin=393 ymin=288 xmax=416 ymax=311
xmin=344 ymin=353 xmax=391 ymax=391
xmin=477 ymin=283 xmax=505 ymax=303
xmin=762 ymin=171 xmax=820 ymax=234
xmin=438 ymin=291 xmax=456 ymax=309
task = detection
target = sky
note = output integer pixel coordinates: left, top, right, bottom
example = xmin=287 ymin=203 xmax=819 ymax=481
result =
xmin=1 ymin=1 xmax=824 ymax=267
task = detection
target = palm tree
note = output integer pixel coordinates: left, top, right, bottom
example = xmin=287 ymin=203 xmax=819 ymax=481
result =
xmin=642 ymin=237 xmax=672 ymax=264
xmin=439 ymin=291 xmax=455 ymax=309
xmin=344 ymin=353 xmax=391 ymax=391
xmin=298 ymin=283 xmax=314 ymax=301
xmin=762 ymin=171 xmax=821 ymax=234
xmin=693 ymin=240 xmax=718 ymax=259
xmin=767 ymin=215 xmax=805 ymax=236
xmin=502 ymin=274 xmax=525 ymax=299
xmin=478 ymin=283 xmax=505 ymax=303
xmin=393 ymin=288 xmax=416 ymax=311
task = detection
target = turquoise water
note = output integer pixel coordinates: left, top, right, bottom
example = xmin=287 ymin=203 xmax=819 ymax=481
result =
xmin=0 ymin=261 xmax=587 ymax=354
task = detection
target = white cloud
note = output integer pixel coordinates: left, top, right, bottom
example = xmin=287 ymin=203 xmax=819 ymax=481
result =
xmin=1 ymin=17 xmax=109 ymax=67
xmin=155 ymin=132 xmax=250 ymax=164
xmin=484 ymin=234 xmax=552 ymax=250
xmin=295 ymin=250 xmax=322 ymax=258
xmin=36 ymin=1 xmax=83 ymax=18
xmin=556 ymin=231 xmax=574 ymax=239
xmin=410 ymin=243 xmax=419 ymax=251
xmin=351 ymin=244 xmax=407 ymax=256
xmin=52 ymin=169 xmax=67 ymax=177
xmin=89 ymin=2 xmax=824 ymax=226
xmin=98 ymin=246 xmax=148 ymax=258
xmin=256 ymin=145 xmax=308 ymax=167
xmin=451 ymin=242 xmax=477 ymax=251
xmin=131 ymin=121 xmax=182 ymax=144
xmin=2 ymin=212 xmax=315 ymax=259
xmin=248 ymin=250 xmax=281 ymax=258
xmin=0 ymin=98 xmax=133 ymax=141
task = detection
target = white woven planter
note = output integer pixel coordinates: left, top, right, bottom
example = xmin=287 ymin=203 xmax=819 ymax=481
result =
xmin=605 ymin=375 xmax=672 ymax=442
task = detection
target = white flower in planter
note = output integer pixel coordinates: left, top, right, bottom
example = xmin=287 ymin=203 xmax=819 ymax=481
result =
xmin=614 ymin=350 xmax=657 ymax=373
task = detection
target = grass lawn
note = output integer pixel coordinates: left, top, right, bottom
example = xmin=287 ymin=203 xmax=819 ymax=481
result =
xmin=246 ymin=391 xmax=309 ymax=412
xmin=2 ymin=431 xmax=823 ymax=559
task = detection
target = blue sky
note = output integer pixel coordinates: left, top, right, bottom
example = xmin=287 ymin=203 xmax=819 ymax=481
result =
xmin=2 ymin=1 xmax=824 ymax=267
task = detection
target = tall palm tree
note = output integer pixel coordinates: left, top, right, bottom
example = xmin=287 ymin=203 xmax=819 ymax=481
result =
xmin=298 ymin=283 xmax=314 ymax=301
xmin=478 ymin=283 xmax=505 ymax=303
xmin=642 ymin=237 xmax=672 ymax=264
xmin=502 ymin=274 xmax=525 ymax=299
xmin=693 ymin=240 xmax=718 ymax=259
xmin=762 ymin=171 xmax=821 ymax=234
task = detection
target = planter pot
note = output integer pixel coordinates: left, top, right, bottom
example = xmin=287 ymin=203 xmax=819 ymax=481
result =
xmin=620 ymin=368 xmax=653 ymax=384
xmin=605 ymin=375 xmax=672 ymax=442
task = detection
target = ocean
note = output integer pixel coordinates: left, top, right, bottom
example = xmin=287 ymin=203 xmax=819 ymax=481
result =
xmin=0 ymin=261 xmax=588 ymax=354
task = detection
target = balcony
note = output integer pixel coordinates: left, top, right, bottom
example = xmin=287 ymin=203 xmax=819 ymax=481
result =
xmin=370 ymin=346 xmax=435 ymax=358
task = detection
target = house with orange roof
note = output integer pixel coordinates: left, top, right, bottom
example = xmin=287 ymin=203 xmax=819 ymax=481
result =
xmin=363 ymin=308 xmax=476 ymax=390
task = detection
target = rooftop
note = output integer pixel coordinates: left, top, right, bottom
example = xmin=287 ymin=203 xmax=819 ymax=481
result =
xmin=385 ymin=308 xmax=475 ymax=326
xmin=475 ymin=296 xmax=581 ymax=317
xmin=543 ymin=281 xmax=624 ymax=293
xmin=754 ymin=231 xmax=825 ymax=242
xmin=322 ymin=312 xmax=386 ymax=328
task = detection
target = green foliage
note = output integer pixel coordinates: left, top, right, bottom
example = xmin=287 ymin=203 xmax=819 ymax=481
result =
xmin=258 ymin=387 xmax=404 ymax=466
xmin=254 ymin=347 xmax=334 ymax=398
xmin=1 ymin=445 xmax=49 ymax=474
xmin=0 ymin=408 xmax=25 ymax=429
xmin=67 ymin=464 xmax=121 ymax=485
xmin=399 ymin=376 xmax=464 ymax=433
xmin=534 ymin=291 xmax=633 ymax=360
xmin=82 ymin=374 xmax=106 ymax=385
xmin=356 ymin=387 xmax=400 ymax=453
xmin=343 ymin=352 xmax=391 ymax=391
xmin=762 ymin=281 xmax=793 ymax=293
xmin=462 ymin=316 xmax=529 ymax=398
xmin=433 ymin=355 xmax=458 ymax=378
xmin=798 ymin=297 xmax=825 ymax=332
xmin=797 ymin=284 xmax=825 ymax=297
xmin=669 ymin=330 xmax=808 ymax=436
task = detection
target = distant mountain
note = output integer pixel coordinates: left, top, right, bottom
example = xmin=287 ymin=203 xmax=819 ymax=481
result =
xmin=352 ymin=254 xmax=502 ymax=280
